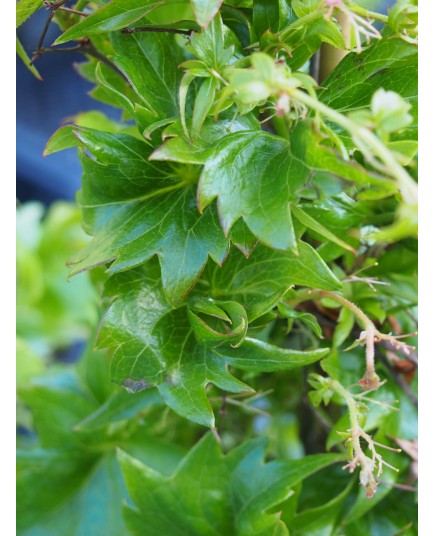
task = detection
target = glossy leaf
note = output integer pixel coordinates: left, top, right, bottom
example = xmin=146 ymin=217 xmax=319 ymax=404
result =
xmin=151 ymin=114 xmax=260 ymax=165
xmin=198 ymin=131 xmax=302 ymax=251
xmin=291 ymin=204 xmax=356 ymax=254
xmin=119 ymin=432 xmax=345 ymax=535
xmin=197 ymin=240 xmax=342 ymax=321
xmin=110 ymin=31 xmax=184 ymax=121
xmin=253 ymin=0 xmax=295 ymax=36
xmin=54 ymin=0 xmax=168 ymax=44
xmin=97 ymin=260 xmax=332 ymax=426
xmin=199 ymin=122 xmax=391 ymax=252
xmin=65 ymin=127 xmax=230 ymax=306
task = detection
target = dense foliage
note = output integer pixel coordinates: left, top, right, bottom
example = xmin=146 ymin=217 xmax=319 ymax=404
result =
xmin=17 ymin=0 xmax=418 ymax=534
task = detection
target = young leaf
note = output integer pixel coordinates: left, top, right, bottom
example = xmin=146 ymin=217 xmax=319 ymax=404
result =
xmin=191 ymin=77 xmax=218 ymax=140
xmin=190 ymin=0 xmax=223 ymax=28
xmin=119 ymin=433 xmax=344 ymax=535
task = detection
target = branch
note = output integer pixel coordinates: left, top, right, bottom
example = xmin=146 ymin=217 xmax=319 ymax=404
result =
xmin=122 ymin=26 xmax=193 ymax=36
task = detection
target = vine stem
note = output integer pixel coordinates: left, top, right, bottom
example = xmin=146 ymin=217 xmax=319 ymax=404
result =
xmin=316 ymin=290 xmax=379 ymax=388
xmin=291 ymin=89 xmax=418 ymax=206
xmin=329 ymin=378 xmax=400 ymax=498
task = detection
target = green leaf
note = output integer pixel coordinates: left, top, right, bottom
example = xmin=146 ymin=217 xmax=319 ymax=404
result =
xmin=94 ymin=62 xmax=136 ymax=117
xmin=197 ymin=240 xmax=342 ymax=321
xmin=16 ymin=36 xmax=42 ymax=80
xmin=17 ymin=350 xmax=185 ymax=535
xmin=291 ymin=124 xmax=397 ymax=192
xmin=16 ymin=202 xmax=98 ymax=348
xmin=191 ymin=77 xmax=218 ymax=140
xmin=54 ymin=0 xmax=168 ymax=44
xmin=151 ymin=113 xmax=260 ymax=165
xmin=74 ymin=389 xmax=163 ymax=431
xmin=198 ymin=122 xmax=390 ymax=252
xmin=119 ymin=433 xmax=345 ymax=535
xmin=43 ymin=126 xmax=81 ymax=156
xmin=98 ymin=259 xmax=332 ymax=426
xmin=16 ymin=0 xmax=43 ymax=27
xmin=110 ymin=31 xmax=184 ymax=121
xmin=291 ymin=204 xmax=356 ymax=254
xmin=188 ymin=12 xmax=237 ymax=69
xmin=277 ymin=303 xmax=323 ymax=339
xmin=278 ymin=11 xmax=345 ymax=70
xmin=333 ymin=307 xmax=355 ymax=348
xmin=320 ymin=34 xmax=417 ymax=137
xmin=198 ymin=131 xmax=301 ymax=251
xmin=213 ymin=338 xmax=329 ymax=372
xmin=189 ymin=299 xmax=248 ymax=347
xmin=190 ymin=0 xmax=223 ymax=28
xmin=98 ymin=262 xmax=252 ymax=426
xmin=292 ymin=480 xmax=354 ymax=535
xmin=253 ymin=0 xmax=295 ymax=36
xmin=66 ymin=127 xmax=229 ymax=306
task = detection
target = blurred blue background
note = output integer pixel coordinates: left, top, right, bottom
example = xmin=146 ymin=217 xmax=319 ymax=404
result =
xmin=16 ymin=9 xmax=116 ymax=205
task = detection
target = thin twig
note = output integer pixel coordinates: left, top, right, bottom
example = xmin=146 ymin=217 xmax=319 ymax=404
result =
xmin=31 ymin=12 xmax=55 ymax=64
xmin=37 ymin=45 xmax=83 ymax=53
xmin=81 ymin=40 xmax=127 ymax=80
xmin=57 ymin=6 xmax=89 ymax=16
xmin=122 ymin=26 xmax=193 ymax=36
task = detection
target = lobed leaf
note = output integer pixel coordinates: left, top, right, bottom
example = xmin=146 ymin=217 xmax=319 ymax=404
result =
xmin=119 ymin=433 xmax=345 ymax=535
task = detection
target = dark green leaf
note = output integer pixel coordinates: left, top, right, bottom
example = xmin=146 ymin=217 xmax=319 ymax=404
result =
xmin=151 ymin=113 xmax=260 ymax=164
xmin=199 ymin=123 xmax=390 ymax=252
xmin=98 ymin=262 xmax=252 ymax=426
xmin=197 ymin=240 xmax=342 ymax=321
xmin=17 ymin=351 xmax=185 ymax=535
xmin=198 ymin=131 xmax=301 ymax=251
xmin=110 ymin=31 xmax=184 ymax=121
xmin=98 ymin=260 xmax=333 ymax=426
xmin=253 ymin=0 xmax=295 ymax=36
xmin=66 ymin=127 xmax=230 ymax=306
